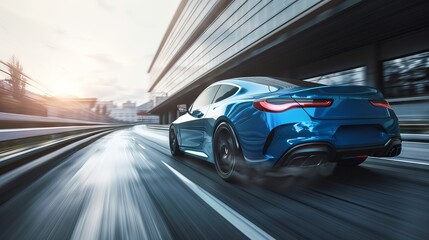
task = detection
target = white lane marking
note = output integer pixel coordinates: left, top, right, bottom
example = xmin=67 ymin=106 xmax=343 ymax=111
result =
xmin=371 ymin=157 xmax=429 ymax=166
xmin=162 ymin=161 xmax=275 ymax=240
xmin=138 ymin=144 xmax=146 ymax=150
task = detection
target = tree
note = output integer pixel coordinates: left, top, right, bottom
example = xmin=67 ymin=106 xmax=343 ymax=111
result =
xmin=8 ymin=56 xmax=26 ymax=99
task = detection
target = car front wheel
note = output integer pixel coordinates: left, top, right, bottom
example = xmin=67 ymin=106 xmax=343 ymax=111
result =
xmin=169 ymin=125 xmax=183 ymax=156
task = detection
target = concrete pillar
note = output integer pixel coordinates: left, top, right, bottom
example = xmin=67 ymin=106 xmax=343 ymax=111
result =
xmin=168 ymin=111 xmax=172 ymax=124
xmin=364 ymin=44 xmax=383 ymax=89
xmin=162 ymin=113 xmax=166 ymax=124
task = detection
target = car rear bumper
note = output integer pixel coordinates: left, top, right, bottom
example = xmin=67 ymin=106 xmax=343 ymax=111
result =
xmin=273 ymin=137 xmax=402 ymax=168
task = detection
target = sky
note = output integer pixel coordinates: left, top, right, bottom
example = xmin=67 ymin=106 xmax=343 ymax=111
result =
xmin=0 ymin=0 xmax=180 ymax=105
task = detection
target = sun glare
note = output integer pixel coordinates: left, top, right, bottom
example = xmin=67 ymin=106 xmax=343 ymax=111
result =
xmin=50 ymin=80 xmax=82 ymax=97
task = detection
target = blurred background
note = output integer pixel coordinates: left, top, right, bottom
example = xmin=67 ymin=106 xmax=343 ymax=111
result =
xmin=0 ymin=0 xmax=428 ymax=131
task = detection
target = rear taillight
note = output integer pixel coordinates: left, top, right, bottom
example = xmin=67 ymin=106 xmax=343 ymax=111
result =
xmin=370 ymin=99 xmax=392 ymax=109
xmin=253 ymin=99 xmax=298 ymax=112
xmin=253 ymin=98 xmax=332 ymax=112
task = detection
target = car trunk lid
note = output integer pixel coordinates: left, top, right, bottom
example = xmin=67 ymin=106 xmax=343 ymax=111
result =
xmin=287 ymin=85 xmax=390 ymax=119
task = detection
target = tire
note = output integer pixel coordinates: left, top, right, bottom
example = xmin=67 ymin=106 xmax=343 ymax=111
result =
xmin=213 ymin=122 xmax=244 ymax=182
xmin=337 ymin=156 xmax=367 ymax=167
xmin=169 ymin=125 xmax=183 ymax=156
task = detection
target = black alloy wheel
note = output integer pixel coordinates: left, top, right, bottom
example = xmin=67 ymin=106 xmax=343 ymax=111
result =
xmin=213 ymin=122 xmax=243 ymax=182
xmin=169 ymin=125 xmax=182 ymax=156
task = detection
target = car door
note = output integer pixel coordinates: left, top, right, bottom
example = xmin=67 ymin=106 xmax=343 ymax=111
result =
xmin=178 ymin=85 xmax=220 ymax=151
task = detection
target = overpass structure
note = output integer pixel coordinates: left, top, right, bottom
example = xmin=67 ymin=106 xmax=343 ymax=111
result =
xmin=148 ymin=0 xmax=429 ymax=124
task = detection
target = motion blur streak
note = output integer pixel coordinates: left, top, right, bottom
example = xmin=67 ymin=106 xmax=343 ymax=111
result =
xmin=162 ymin=161 xmax=275 ymax=240
xmin=0 ymin=131 xmax=172 ymax=240
xmin=70 ymin=132 xmax=161 ymax=240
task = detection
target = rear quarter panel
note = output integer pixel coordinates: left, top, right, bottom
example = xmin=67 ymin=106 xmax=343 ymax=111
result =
xmin=209 ymin=95 xmax=313 ymax=166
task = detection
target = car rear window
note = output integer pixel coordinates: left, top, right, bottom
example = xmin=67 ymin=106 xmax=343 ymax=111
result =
xmin=213 ymin=84 xmax=239 ymax=103
xmin=240 ymin=76 xmax=322 ymax=89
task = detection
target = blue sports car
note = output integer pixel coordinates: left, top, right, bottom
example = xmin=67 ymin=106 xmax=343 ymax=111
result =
xmin=169 ymin=77 xmax=402 ymax=181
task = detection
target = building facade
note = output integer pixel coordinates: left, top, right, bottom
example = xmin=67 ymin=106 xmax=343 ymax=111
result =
xmin=109 ymin=101 xmax=138 ymax=122
xmin=148 ymin=0 xmax=429 ymax=123
xmin=137 ymin=100 xmax=160 ymax=124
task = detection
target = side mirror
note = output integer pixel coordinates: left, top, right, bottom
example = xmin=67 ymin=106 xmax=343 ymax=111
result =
xmin=177 ymin=104 xmax=188 ymax=114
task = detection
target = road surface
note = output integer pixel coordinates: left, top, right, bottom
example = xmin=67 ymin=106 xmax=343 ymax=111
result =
xmin=1 ymin=125 xmax=428 ymax=239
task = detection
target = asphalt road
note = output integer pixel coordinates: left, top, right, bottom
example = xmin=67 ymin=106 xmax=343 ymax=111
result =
xmin=0 ymin=125 xmax=428 ymax=239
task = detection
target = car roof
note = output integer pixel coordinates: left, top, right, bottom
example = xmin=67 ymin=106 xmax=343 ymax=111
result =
xmin=213 ymin=76 xmax=322 ymax=88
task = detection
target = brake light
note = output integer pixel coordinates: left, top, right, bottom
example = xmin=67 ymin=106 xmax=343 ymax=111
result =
xmin=370 ymin=99 xmax=392 ymax=109
xmin=253 ymin=98 xmax=332 ymax=112
xmin=253 ymin=99 xmax=298 ymax=112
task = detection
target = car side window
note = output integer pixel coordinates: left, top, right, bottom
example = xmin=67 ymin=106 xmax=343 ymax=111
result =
xmin=190 ymin=86 xmax=220 ymax=111
xmin=213 ymin=84 xmax=239 ymax=103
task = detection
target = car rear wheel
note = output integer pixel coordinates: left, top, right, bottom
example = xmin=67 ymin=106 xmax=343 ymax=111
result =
xmin=169 ymin=125 xmax=182 ymax=156
xmin=213 ymin=122 xmax=243 ymax=182
xmin=337 ymin=156 xmax=367 ymax=167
